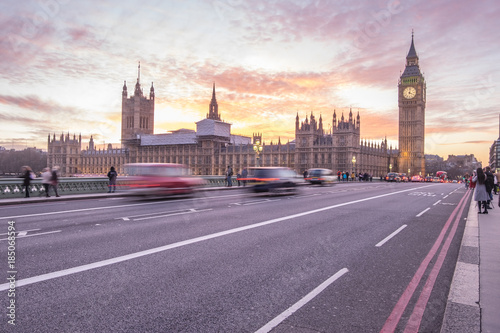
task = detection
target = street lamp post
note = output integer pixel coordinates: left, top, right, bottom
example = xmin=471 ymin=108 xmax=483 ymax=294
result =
xmin=352 ymin=156 xmax=356 ymax=175
xmin=389 ymin=163 xmax=392 ymax=173
xmin=253 ymin=140 xmax=263 ymax=167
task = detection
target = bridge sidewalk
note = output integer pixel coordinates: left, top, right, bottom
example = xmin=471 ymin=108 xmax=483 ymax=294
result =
xmin=441 ymin=191 xmax=500 ymax=333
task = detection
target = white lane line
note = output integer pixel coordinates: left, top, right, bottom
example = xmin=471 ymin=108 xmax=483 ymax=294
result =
xmin=443 ymin=195 xmax=449 ymax=199
xmin=0 ymin=230 xmax=61 ymax=241
xmin=375 ymin=225 xmax=407 ymax=247
xmin=18 ymin=231 xmax=28 ymax=236
xmin=243 ymin=199 xmax=281 ymax=206
xmin=0 ymin=228 xmax=40 ymax=236
xmin=0 ymin=193 xmax=243 ymax=220
xmin=133 ymin=209 xmax=213 ymax=221
xmin=117 ymin=208 xmax=198 ymax=220
xmin=433 ymin=200 xmax=441 ymax=206
xmin=296 ymin=194 xmax=321 ymax=198
xmin=416 ymin=208 xmax=431 ymax=217
xmin=0 ymin=184 xmax=433 ymax=292
xmin=255 ymin=268 xmax=349 ymax=333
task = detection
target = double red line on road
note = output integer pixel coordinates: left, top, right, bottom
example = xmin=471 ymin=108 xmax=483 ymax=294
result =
xmin=380 ymin=189 xmax=471 ymax=333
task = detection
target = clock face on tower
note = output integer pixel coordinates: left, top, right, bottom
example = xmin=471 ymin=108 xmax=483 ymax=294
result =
xmin=403 ymin=86 xmax=416 ymax=99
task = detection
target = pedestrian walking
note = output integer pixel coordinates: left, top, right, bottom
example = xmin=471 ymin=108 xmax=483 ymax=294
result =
xmin=41 ymin=167 xmax=52 ymax=197
xmin=473 ymin=168 xmax=489 ymax=214
xmin=21 ymin=166 xmax=34 ymax=198
xmin=484 ymin=166 xmax=494 ymax=208
xmin=494 ymin=171 xmax=499 ymax=195
xmin=469 ymin=171 xmax=476 ymax=190
xmin=236 ymin=172 xmax=241 ymax=187
xmin=241 ymin=168 xmax=248 ymax=187
xmin=51 ymin=166 xmax=61 ymax=197
xmin=107 ymin=166 xmax=118 ymax=193
xmin=226 ymin=165 xmax=233 ymax=187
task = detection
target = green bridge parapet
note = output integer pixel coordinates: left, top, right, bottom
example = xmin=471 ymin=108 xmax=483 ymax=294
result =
xmin=0 ymin=176 xmax=235 ymax=199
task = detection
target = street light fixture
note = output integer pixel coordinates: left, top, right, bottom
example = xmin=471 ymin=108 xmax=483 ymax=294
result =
xmin=389 ymin=163 xmax=392 ymax=173
xmin=352 ymin=156 xmax=356 ymax=174
xmin=253 ymin=140 xmax=263 ymax=167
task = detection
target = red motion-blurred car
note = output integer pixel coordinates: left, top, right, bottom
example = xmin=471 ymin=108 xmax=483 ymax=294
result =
xmin=411 ymin=175 xmax=423 ymax=182
xmin=124 ymin=163 xmax=205 ymax=196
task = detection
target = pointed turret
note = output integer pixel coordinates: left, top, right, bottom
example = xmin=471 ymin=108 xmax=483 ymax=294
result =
xmin=407 ymin=31 xmax=418 ymax=60
xmin=208 ymin=82 xmax=221 ymax=120
xmin=134 ymin=62 xmax=142 ymax=96
xmin=149 ymin=82 xmax=154 ymax=100
xmin=402 ymin=32 xmax=421 ymax=76
xmin=122 ymin=81 xmax=127 ymax=98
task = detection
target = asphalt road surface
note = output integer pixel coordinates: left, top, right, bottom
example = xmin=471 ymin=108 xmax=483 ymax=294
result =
xmin=0 ymin=181 xmax=471 ymax=332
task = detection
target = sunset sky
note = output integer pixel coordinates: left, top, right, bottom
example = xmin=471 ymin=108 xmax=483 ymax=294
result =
xmin=0 ymin=0 xmax=499 ymax=163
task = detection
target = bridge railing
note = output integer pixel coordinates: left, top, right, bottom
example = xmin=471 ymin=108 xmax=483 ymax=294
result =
xmin=0 ymin=176 xmax=234 ymax=199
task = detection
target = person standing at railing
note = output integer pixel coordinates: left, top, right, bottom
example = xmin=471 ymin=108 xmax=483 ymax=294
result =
xmin=51 ymin=166 xmax=61 ymax=197
xmin=107 ymin=166 xmax=118 ymax=193
xmin=41 ymin=167 xmax=52 ymax=197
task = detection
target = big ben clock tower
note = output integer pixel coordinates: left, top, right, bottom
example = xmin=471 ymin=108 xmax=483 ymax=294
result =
xmin=398 ymin=33 xmax=426 ymax=176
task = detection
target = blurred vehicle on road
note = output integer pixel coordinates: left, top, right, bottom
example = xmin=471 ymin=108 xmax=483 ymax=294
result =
xmin=425 ymin=176 xmax=433 ymax=182
xmin=385 ymin=172 xmax=401 ymax=182
xmin=411 ymin=175 xmax=423 ymax=182
xmin=246 ymin=167 xmax=302 ymax=194
xmin=306 ymin=168 xmax=335 ymax=186
xmin=123 ymin=163 xmax=205 ymax=197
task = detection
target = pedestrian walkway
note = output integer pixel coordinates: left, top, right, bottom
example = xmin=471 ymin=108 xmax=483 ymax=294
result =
xmin=441 ymin=193 xmax=500 ymax=333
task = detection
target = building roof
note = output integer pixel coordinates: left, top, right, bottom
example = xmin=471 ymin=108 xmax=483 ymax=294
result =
xmin=140 ymin=133 xmax=197 ymax=146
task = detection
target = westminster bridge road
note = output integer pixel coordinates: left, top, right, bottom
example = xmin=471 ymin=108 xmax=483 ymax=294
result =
xmin=0 ymin=182 xmax=478 ymax=332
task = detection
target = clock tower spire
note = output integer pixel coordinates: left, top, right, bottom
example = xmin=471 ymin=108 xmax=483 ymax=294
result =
xmin=398 ymin=33 xmax=426 ymax=177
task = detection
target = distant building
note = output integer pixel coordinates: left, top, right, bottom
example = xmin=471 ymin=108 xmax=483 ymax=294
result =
xmin=47 ymin=133 xmax=81 ymax=175
xmin=48 ymin=37 xmax=424 ymax=176
xmin=446 ymin=154 xmax=481 ymax=171
xmin=489 ymin=114 xmax=500 ymax=172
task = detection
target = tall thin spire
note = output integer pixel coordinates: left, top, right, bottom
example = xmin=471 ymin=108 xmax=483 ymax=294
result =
xmin=208 ymin=82 xmax=220 ymax=121
xmin=137 ymin=61 xmax=141 ymax=84
xmin=407 ymin=32 xmax=418 ymax=59
xmin=134 ymin=62 xmax=142 ymax=96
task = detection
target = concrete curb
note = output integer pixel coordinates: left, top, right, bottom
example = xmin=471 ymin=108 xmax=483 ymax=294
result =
xmin=440 ymin=194 xmax=480 ymax=333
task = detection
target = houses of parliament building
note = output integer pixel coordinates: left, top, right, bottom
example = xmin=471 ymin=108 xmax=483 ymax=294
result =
xmin=48 ymin=36 xmax=425 ymax=178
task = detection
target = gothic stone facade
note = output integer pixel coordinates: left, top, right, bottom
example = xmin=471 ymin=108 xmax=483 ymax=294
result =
xmin=398 ymin=34 xmax=426 ymax=176
xmin=49 ymin=46 xmax=419 ymax=176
